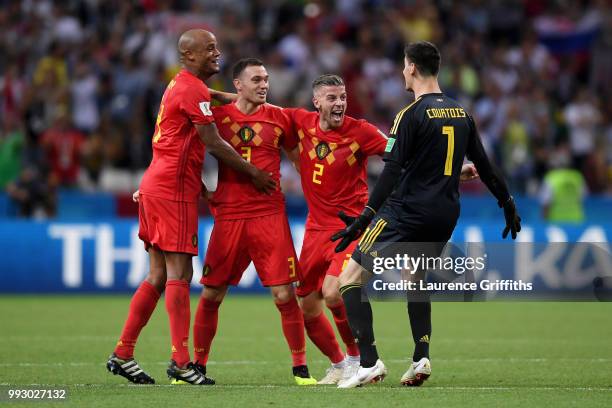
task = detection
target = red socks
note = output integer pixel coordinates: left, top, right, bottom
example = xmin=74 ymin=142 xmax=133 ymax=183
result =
xmin=329 ymin=302 xmax=360 ymax=357
xmin=275 ymin=298 xmax=307 ymax=367
xmin=304 ymin=312 xmax=345 ymax=364
xmin=114 ymin=280 xmax=160 ymax=360
xmin=165 ymin=280 xmax=191 ymax=367
xmin=193 ymin=298 xmax=221 ymax=366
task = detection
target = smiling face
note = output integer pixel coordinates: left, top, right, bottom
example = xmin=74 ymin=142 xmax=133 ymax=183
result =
xmin=234 ymin=64 xmax=269 ymax=105
xmin=179 ymin=30 xmax=221 ymax=79
xmin=196 ymin=33 xmax=221 ymax=76
xmin=313 ymin=85 xmax=347 ymax=130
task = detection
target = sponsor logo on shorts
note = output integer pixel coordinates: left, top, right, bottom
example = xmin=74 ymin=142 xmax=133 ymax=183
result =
xmin=192 ymin=234 xmax=198 ymax=247
xmin=203 ymin=264 xmax=211 ymax=276
xmin=315 ymin=141 xmax=330 ymax=159
xmin=239 ymin=126 xmax=255 ymax=143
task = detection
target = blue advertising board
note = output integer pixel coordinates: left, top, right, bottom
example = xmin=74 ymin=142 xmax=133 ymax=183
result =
xmin=0 ymin=218 xmax=610 ymax=294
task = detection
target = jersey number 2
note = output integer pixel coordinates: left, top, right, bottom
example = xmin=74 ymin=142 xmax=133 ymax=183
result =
xmin=442 ymin=126 xmax=454 ymax=176
xmin=313 ymin=163 xmax=324 ymax=184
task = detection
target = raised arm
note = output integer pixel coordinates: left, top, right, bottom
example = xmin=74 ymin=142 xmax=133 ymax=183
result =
xmin=209 ymin=89 xmax=238 ymax=105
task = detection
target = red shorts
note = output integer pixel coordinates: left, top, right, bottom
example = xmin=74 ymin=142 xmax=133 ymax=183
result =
xmin=201 ymin=212 xmax=300 ymax=287
xmin=138 ymin=193 xmax=199 ymax=255
xmin=296 ymin=228 xmax=358 ymax=297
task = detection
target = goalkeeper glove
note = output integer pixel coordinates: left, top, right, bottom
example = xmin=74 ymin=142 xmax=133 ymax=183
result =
xmin=500 ymin=196 xmax=521 ymax=239
xmin=331 ymin=207 xmax=375 ymax=252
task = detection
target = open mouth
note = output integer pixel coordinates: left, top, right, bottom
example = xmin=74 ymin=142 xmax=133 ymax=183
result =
xmin=257 ymin=91 xmax=267 ymax=98
xmin=331 ymin=110 xmax=344 ymax=121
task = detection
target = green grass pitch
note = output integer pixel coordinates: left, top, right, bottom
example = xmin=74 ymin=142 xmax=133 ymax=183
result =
xmin=0 ymin=295 xmax=610 ymax=407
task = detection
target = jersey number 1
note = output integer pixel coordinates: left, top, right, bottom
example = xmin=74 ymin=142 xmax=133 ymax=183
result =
xmin=442 ymin=126 xmax=454 ymax=176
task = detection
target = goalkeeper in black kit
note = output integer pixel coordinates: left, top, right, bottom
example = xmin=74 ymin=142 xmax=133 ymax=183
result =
xmin=331 ymin=41 xmax=522 ymax=388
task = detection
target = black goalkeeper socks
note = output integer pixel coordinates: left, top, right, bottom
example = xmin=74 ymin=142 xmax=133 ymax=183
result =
xmin=340 ymin=284 xmax=379 ymax=368
xmin=408 ymin=300 xmax=431 ymax=361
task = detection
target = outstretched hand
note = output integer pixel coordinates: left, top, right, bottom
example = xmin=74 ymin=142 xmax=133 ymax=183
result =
xmin=501 ymin=197 xmax=521 ymax=239
xmin=330 ymin=209 xmax=374 ymax=253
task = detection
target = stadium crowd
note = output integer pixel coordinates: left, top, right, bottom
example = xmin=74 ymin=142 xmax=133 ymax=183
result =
xmin=0 ymin=0 xmax=610 ymax=217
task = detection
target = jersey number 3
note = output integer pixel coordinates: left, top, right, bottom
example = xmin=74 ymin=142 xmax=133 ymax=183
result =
xmin=442 ymin=126 xmax=454 ymax=176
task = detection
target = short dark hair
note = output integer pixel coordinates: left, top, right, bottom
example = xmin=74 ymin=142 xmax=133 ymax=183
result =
xmin=232 ymin=58 xmax=264 ymax=79
xmin=404 ymin=41 xmax=441 ymax=77
xmin=312 ymin=74 xmax=344 ymax=91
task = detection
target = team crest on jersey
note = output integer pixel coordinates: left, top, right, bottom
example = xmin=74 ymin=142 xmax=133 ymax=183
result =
xmin=191 ymin=234 xmax=198 ymax=247
xmin=239 ymin=126 xmax=255 ymax=143
xmin=315 ymin=142 xmax=330 ymax=160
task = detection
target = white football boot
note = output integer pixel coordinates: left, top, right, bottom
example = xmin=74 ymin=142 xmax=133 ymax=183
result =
xmin=337 ymin=359 xmax=387 ymax=388
xmin=400 ymin=357 xmax=431 ymax=386
xmin=336 ymin=357 xmax=360 ymax=387
xmin=317 ymin=365 xmax=344 ymax=384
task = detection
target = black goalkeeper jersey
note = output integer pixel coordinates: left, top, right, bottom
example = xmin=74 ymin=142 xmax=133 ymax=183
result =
xmin=382 ymin=92 xmax=498 ymax=221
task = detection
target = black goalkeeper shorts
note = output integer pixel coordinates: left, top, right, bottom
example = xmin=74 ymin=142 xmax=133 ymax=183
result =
xmin=351 ymin=205 xmax=456 ymax=273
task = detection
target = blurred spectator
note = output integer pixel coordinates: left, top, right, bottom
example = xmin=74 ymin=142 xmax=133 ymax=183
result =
xmin=0 ymin=114 xmax=24 ymax=189
xmin=563 ymin=88 xmax=601 ymax=172
xmin=501 ymin=100 xmax=531 ymax=192
xmin=6 ymin=165 xmax=56 ymax=218
xmin=32 ymin=41 xmax=67 ymax=88
xmin=71 ymin=59 xmax=99 ymax=134
xmin=40 ymin=108 xmax=85 ymax=187
xmin=539 ymin=144 xmax=586 ymax=223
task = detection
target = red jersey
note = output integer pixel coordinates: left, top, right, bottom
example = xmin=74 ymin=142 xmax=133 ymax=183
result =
xmin=286 ymin=108 xmax=388 ymax=230
xmin=210 ymin=103 xmax=295 ymax=220
xmin=41 ymin=126 xmax=84 ymax=185
xmin=139 ymin=69 xmax=214 ymax=202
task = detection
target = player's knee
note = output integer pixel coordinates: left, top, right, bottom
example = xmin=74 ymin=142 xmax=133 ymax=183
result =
xmin=323 ymin=291 xmax=342 ymax=308
xmin=146 ymin=269 xmax=166 ymax=292
xmin=202 ymin=285 xmax=227 ymax=302
xmin=271 ymin=285 xmax=294 ymax=304
xmin=298 ymin=295 xmax=322 ymax=320
xmin=322 ymin=277 xmax=341 ymax=306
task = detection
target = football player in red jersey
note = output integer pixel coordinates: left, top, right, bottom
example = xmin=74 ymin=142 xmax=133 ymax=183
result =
xmin=281 ymin=75 xmax=389 ymax=384
xmin=192 ymin=58 xmax=316 ymax=385
xmin=106 ymin=30 xmax=275 ymax=386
